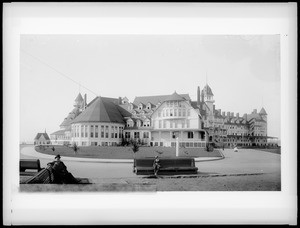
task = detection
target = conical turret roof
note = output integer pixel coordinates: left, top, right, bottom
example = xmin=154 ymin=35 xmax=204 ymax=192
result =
xmin=75 ymin=93 xmax=84 ymax=103
xmin=202 ymin=84 xmax=214 ymax=96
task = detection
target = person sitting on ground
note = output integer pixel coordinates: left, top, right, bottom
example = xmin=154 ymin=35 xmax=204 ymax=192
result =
xmin=47 ymin=154 xmax=78 ymax=184
xmin=153 ymin=156 xmax=161 ymax=177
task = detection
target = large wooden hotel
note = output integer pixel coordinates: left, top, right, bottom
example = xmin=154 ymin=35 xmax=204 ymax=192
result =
xmin=50 ymin=85 xmax=268 ymax=148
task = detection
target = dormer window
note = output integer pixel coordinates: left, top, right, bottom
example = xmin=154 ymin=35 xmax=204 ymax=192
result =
xmin=127 ymin=119 xmax=134 ymax=127
xmin=147 ymin=103 xmax=152 ymax=110
xmin=143 ymin=119 xmax=150 ymax=127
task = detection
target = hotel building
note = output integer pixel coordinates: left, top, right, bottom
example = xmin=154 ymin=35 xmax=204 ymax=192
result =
xmin=50 ymin=84 xmax=268 ymax=147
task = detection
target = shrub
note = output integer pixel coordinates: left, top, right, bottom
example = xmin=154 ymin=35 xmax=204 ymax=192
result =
xmin=131 ymin=140 xmax=139 ymax=158
xmin=72 ymin=142 xmax=79 ymax=153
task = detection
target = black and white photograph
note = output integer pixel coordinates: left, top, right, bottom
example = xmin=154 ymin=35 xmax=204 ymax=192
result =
xmin=3 ymin=3 xmax=297 ymax=225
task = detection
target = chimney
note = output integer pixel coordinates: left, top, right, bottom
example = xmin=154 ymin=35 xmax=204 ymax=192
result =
xmin=222 ymin=111 xmax=225 ymax=116
xmin=231 ymin=112 xmax=234 ymax=117
xmin=213 ymin=105 xmax=215 ymax=112
xmin=243 ymin=113 xmax=247 ymax=120
xmin=118 ymin=97 xmax=122 ymax=105
xmin=253 ymin=109 xmax=257 ymax=114
xmin=227 ymin=112 xmax=230 ymax=117
xmin=84 ymin=94 xmax=87 ymax=110
xmin=197 ymin=86 xmax=200 ymax=106
xmin=218 ymin=109 xmax=221 ymax=114
xmin=236 ymin=113 xmax=239 ymax=118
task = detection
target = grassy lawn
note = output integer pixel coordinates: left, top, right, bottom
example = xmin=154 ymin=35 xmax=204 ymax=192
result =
xmin=35 ymin=145 xmax=222 ymax=159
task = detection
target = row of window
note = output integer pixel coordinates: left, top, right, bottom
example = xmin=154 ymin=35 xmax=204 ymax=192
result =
xmin=151 ymin=141 xmax=206 ymax=148
xmin=158 ymin=108 xmax=190 ymax=118
xmin=80 ymin=141 xmax=119 ymax=146
xmin=124 ymin=131 xmax=150 ymax=139
xmin=126 ymin=119 xmax=151 ymax=128
xmin=72 ymin=125 xmax=123 ymax=139
xmin=158 ymin=119 xmax=190 ymax=129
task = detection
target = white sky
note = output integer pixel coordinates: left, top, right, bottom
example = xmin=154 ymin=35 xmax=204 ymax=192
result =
xmin=20 ymin=34 xmax=281 ymax=141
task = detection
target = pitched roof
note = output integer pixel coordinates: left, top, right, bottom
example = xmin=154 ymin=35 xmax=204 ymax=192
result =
xmin=133 ymin=93 xmax=191 ymax=105
xmin=247 ymin=113 xmax=263 ymax=122
xmin=50 ymin=129 xmax=67 ymax=135
xmin=60 ymin=107 xmax=80 ymax=127
xmin=34 ymin=133 xmax=50 ymax=141
xmin=72 ymin=96 xmax=131 ymax=124
xmin=259 ymin=107 xmax=267 ymax=115
xmin=164 ymin=91 xmax=186 ymax=102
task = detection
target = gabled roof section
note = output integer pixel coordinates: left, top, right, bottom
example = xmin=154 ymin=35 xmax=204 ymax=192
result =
xmin=164 ymin=91 xmax=186 ymax=102
xmin=133 ymin=93 xmax=191 ymax=106
xmin=72 ymin=96 xmax=131 ymax=124
xmin=34 ymin=133 xmax=50 ymax=141
xmin=259 ymin=107 xmax=267 ymax=115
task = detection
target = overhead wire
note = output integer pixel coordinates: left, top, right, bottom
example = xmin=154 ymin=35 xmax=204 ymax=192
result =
xmin=20 ymin=49 xmax=99 ymax=96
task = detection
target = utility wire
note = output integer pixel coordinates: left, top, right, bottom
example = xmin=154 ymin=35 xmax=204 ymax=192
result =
xmin=20 ymin=49 xmax=99 ymax=96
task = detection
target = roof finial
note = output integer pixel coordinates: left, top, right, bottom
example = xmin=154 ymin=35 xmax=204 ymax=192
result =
xmin=44 ymin=128 xmax=46 ymax=133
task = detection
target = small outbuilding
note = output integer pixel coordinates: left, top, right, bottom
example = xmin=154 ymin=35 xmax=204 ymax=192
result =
xmin=34 ymin=131 xmax=51 ymax=145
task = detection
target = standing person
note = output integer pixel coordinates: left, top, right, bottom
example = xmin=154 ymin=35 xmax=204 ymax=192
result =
xmin=153 ymin=156 xmax=161 ymax=177
xmin=47 ymin=154 xmax=78 ymax=184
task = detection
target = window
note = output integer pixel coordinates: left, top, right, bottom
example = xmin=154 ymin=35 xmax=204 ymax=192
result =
xmin=188 ymin=131 xmax=194 ymax=139
xmin=174 ymin=109 xmax=177 ymax=116
xmin=166 ymin=109 xmax=169 ymax=116
xmin=81 ymin=125 xmax=84 ymax=137
xmin=115 ymin=126 xmax=118 ymax=138
xmin=159 ymin=120 xmax=162 ymax=128
xmin=101 ymin=126 xmax=104 ymax=138
xmin=119 ymin=127 xmax=123 ymax=138
xmin=105 ymin=126 xmax=109 ymax=138
xmin=187 ymin=109 xmax=190 ymax=116
xmin=178 ymin=109 xmax=181 ymax=116
xmin=175 ymin=121 xmax=178 ymax=128
xmin=125 ymin=132 xmax=130 ymax=139
xmin=85 ymin=125 xmax=88 ymax=137
xmin=163 ymin=120 xmax=166 ymax=128
xmin=90 ymin=125 xmax=94 ymax=138
xmin=182 ymin=109 xmax=186 ymax=116
xmin=170 ymin=109 xmax=173 ymax=116
xmin=170 ymin=121 xmax=173 ymax=128
xmin=134 ymin=132 xmax=140 ymax=139
xmin=95 ymin=125 xmax=98 ymax=138
xmin=111 ymin=126 xmax=114 ymax=138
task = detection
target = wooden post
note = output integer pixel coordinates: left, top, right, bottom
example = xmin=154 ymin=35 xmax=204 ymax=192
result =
xmin=176 ymin=137 xmax=179 ymax=157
